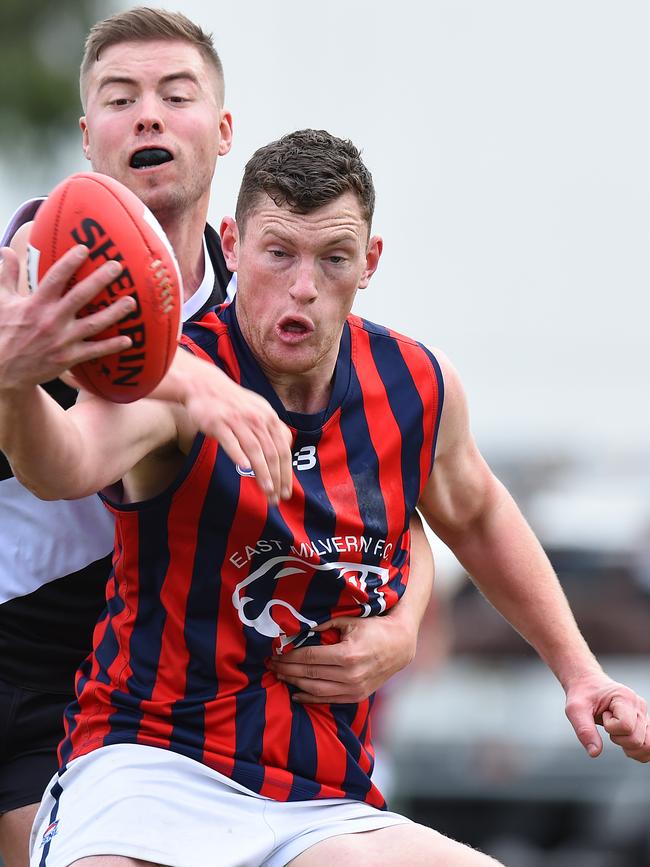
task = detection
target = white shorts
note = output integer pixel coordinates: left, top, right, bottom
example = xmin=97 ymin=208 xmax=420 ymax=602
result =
xmin=30 ymin=744 xmax=411 ymax=867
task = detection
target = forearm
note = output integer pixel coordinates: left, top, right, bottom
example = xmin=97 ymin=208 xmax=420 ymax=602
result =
xmin=386 ymin=512 xmax=434 ymax=644
xmin=439 ymin=478 xmax=601 ymax=689
xmin=147 ymin=344 xmax=209 ymax=404
xmin=0 ymin=385 xmax=85 ymax=499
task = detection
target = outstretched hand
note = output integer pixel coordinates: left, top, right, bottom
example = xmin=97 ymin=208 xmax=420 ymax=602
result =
xmin=268 ymin=614 xmax=417 ymax=703
xmin=564 ymin=670 xmax=649 ymax=762
xmin=0 ymin=244 xmax=135 ymax=390
xmin=151 ymin=348 xmax=294 ymax=506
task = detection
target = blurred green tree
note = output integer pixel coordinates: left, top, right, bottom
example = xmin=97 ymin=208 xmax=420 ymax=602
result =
xmin=0 ymin=0 xmax=110 ymax=153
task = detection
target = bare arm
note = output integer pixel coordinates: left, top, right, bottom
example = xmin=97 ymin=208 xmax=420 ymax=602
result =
xmin=0 ymin=376 xmax=180 ymax=500
xmin=268 ymin=510 xmax=434 ymax=703
xmin=149 ymin=347 xmax=293 ymax=504
xmin=419 ymin=351 xmax=649 ymax=761
xmin=0 ymin=236 xmax=292 ymax=504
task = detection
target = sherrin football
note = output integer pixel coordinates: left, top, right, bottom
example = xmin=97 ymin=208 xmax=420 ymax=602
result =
xmin=28 ymin=172 xmax=182 ymax=403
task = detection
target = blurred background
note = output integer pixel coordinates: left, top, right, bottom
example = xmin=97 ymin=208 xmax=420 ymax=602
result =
xmin=1 ymin=1 xmax=649 ymax=864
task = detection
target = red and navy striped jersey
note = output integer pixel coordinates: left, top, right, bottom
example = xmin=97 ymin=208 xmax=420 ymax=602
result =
xmin=59 ymin=300 xmax=444 ymax=808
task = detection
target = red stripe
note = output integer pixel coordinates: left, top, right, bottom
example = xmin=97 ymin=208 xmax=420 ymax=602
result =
xmin=65 ymin=512 xmax=140 ymax=758
xmin=258 ymin=671 xmax=294 ymax=800
xmin=203 ymin=449 xmax=269 ymax=773
xmin=353 ymin=325 xmax=406 ymax=544
xmin=144 ymin=438 xmax=217 ymax=747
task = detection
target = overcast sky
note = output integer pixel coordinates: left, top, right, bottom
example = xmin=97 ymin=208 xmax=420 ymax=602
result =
xmin=2 ymin=1 xmax=648 ymax=460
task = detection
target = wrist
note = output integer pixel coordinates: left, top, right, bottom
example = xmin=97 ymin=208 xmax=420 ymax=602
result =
xmin=551 ymin=652 xmax=603 ymax=693
xmin=148 ymin=345 xmax=189 ymax=403
xmin=385 ymin=604 xmax=418 ymax=660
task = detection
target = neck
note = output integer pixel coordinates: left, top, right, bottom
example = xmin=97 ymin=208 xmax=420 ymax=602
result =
xmin=268 ymin=370 xmax=334 ymax=415
xmin=158 ymin=204 xmax=208 ymax=302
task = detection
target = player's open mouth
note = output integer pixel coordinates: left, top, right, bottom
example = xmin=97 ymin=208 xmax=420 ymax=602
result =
xmin=130 ymin=148 xmax=173 ymax=169
xmin=277 ymin=316 xmax=314 ymax=341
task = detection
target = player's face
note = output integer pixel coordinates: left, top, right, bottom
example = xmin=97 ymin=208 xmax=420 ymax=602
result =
xmin=222 ymin=192 xmax=382 ymax=400
xmin=80 ymin=40 xmax=232 ymax=224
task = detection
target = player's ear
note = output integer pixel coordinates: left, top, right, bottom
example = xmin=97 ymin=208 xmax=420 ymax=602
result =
xmin=358 ymin=235 xmax=382 ymax=289
xmin=220 ymin=217 xmax=239 ymax=270
xmin=80 ymin=117 xmax=91 ymax=161
xmin=218 ymin=110 xmax=233 ymax=157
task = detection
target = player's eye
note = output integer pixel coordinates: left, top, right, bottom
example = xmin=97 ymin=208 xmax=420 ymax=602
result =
xmin=109 ymin=97 xmax=132 ymax=107
xmin=327 ymin=256 xmax=345 ymax=264
xmin=270 ymin=249 xmax=289 ymax=258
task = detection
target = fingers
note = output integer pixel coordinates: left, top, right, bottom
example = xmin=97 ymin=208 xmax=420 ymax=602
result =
xmin=228 ymin=416 xmax=292 ymax=505
xmin=278 ymin=421 xmax=294 ymax=499
xmin=272 ymin=643 xmax=343 ymax=667
xmin=171 ymin=360 xmax=293 ymax=505
xmin=73 ymin=295 xmax=137 ymax=341
xmin=603 ymin=706 xmax=650 ymax=761
xmin=271 ymin=660 xmax=344 ymax=684
xmin=272 ymin=667 xmax=366 ymax=704
xmin=565 ymin=699 xmax=603 ymax=757
xmin=291 ymin=688 xmax=361 ymax=705
xmin=61 ymin=259 xmax=126 ymax=319
xmin=605 ymin=694 xmax=645 ymax=734
xmin=199 ymin=411 xmax=292 ymax=505
xmin=37 ymin=249 xmax=137 ymax=341
xmin=236 ymin=425 xmax=283 ymax=504
xmin=67 ymin=332 xmax=134 ymax=367
xmin=0 ymin=247 xmax=20 ymax=294
xmin=36 ymin=245 xmax=90 ymax=300
xmin=269 ymin=640 xmax=375 ymax=703
xmin=565 ymin=677 xmax=650 ymax=762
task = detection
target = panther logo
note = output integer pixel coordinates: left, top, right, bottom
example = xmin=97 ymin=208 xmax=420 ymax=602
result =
xmin=232 ymin=556 xmax=390 ymax=651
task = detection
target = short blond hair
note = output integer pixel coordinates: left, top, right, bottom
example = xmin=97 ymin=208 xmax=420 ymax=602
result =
xmin=79 ymin=7 xmax=224 ymax=108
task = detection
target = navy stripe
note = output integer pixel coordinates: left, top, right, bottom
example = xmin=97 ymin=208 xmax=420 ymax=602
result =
xmin=367 ymin=329 xmax=425 ymax=514
xmin=293 ymin=426 xmax=344 ymax=627
xmin=231 ymin=504 xmax=294 ymax=791
xmin=339 ymin=363 xmax=388 ymax=569
xmin=169 ymin=442 xmax=238 ymax=760
xmin=112 ymin=502 xmax=172 ymax=742
xmin=333 ymin=704 xmax=374 ymax=803
xmin=286 ymin=703 xmax=319 ymax=797
xmin=421 ymin=345 xmax=445 ymax=470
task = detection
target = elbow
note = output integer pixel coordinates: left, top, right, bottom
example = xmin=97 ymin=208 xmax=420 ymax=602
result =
xmin=12 ymin=467 xmax=83 ymax=502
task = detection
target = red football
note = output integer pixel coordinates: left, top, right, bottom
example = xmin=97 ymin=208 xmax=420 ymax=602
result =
xmin=28 ymin=172 xmax=182 ymax=403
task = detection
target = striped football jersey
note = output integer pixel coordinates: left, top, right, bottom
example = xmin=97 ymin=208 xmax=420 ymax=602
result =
xmin=59 ymin=300 xmax=443 ymax=808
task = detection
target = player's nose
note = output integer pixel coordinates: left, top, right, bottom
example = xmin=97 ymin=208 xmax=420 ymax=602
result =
xmin=289 ymin=261 xmax=318 ymax=303
xmin=134 ymin=95 xmax=165 ymax=135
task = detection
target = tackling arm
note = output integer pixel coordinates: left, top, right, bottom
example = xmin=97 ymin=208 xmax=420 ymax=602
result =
xmin=268 ymin=488 xmax=435 ymax=704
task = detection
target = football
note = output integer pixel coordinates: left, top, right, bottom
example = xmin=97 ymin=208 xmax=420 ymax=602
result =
xmin=28 ymin=172 xmax=182 ymax=403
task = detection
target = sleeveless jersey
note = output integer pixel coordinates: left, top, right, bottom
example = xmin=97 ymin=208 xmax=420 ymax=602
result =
xmin=59 ymin=300 xmax=444 ymax=808
xmin=0 ymin=213 xmax=230 ymax=692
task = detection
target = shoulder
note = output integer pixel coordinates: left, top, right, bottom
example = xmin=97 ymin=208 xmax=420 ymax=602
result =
xmin=349 ymin=314 xmax=472 ymax=451
xmin=347 ymin=313 xmax=446 ymax=394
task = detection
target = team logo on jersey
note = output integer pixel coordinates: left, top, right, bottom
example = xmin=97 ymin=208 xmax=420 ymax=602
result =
xmin=232 ymin=555 xmax=390 ymax=650
xmin=237 ymin=446 xmax=317 ymax=480
xmin=40 ymin=819 xmax=59 ymax=847
xmin=292 ymin=445 xmax=317 ymax=471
